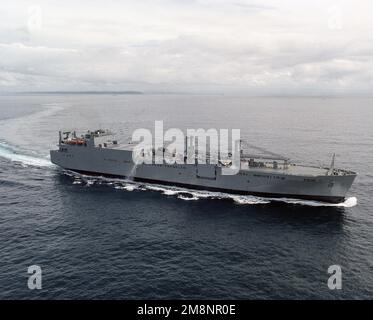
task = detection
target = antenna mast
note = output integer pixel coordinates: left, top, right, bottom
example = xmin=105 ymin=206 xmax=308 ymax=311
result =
xmin=327 ymin=153 xmax=336 ymax=175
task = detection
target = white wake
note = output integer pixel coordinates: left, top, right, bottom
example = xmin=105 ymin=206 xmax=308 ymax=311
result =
xmin=64 ymin=171 xmax=357 ymax=207
xmin=0 ymin=141 xmax=53 ymax=168
xmin=0 ymin=102 xmax=66 ymax=168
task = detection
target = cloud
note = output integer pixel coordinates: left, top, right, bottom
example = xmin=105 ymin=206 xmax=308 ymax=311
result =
xmin=0 ymin=0 xmax=373 ymax=94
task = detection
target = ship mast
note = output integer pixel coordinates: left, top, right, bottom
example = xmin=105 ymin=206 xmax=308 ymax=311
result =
xmin=327 ymin=153 xmax=336 ymax=175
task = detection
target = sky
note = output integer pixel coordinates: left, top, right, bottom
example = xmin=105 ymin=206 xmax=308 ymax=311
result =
xmin=0 ymin=0 xmax=372 ymax=95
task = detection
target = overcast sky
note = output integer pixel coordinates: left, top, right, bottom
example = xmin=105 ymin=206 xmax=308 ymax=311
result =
xmin=0 ymin=0 xmax=372 ymax=95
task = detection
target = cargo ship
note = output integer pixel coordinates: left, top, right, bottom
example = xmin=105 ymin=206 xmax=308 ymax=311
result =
xmin=50 ymin=129 xmax=357 ymax=203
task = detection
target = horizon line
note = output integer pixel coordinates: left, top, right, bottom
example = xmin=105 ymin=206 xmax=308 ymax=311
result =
xmin=1 ymin=91 xmax=373 ymax=98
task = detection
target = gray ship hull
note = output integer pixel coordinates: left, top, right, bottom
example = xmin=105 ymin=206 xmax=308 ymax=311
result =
xmin=50 ymin=143 xmax=356 ymax=203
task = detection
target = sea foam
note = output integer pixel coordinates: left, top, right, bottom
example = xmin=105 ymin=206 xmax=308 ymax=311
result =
xmin=65 ymin=170 xmax=357 ymax=208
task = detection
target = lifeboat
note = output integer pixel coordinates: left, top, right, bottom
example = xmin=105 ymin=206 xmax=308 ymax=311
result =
xmin=66 ymin=138 xmax=85 ymax=145
xmin=76 ymin=138 xmax=85 ymax=145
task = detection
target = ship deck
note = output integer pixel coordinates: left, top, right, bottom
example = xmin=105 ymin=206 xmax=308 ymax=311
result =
xmin=101 ymin=143 xmax=355 ymax=178
xmin=240 ymin=162 xmax=329 ymax=177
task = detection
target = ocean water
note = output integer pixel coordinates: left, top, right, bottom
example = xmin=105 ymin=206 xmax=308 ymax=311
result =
xmin=0 ymin=94 xmax=372 ymax=299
